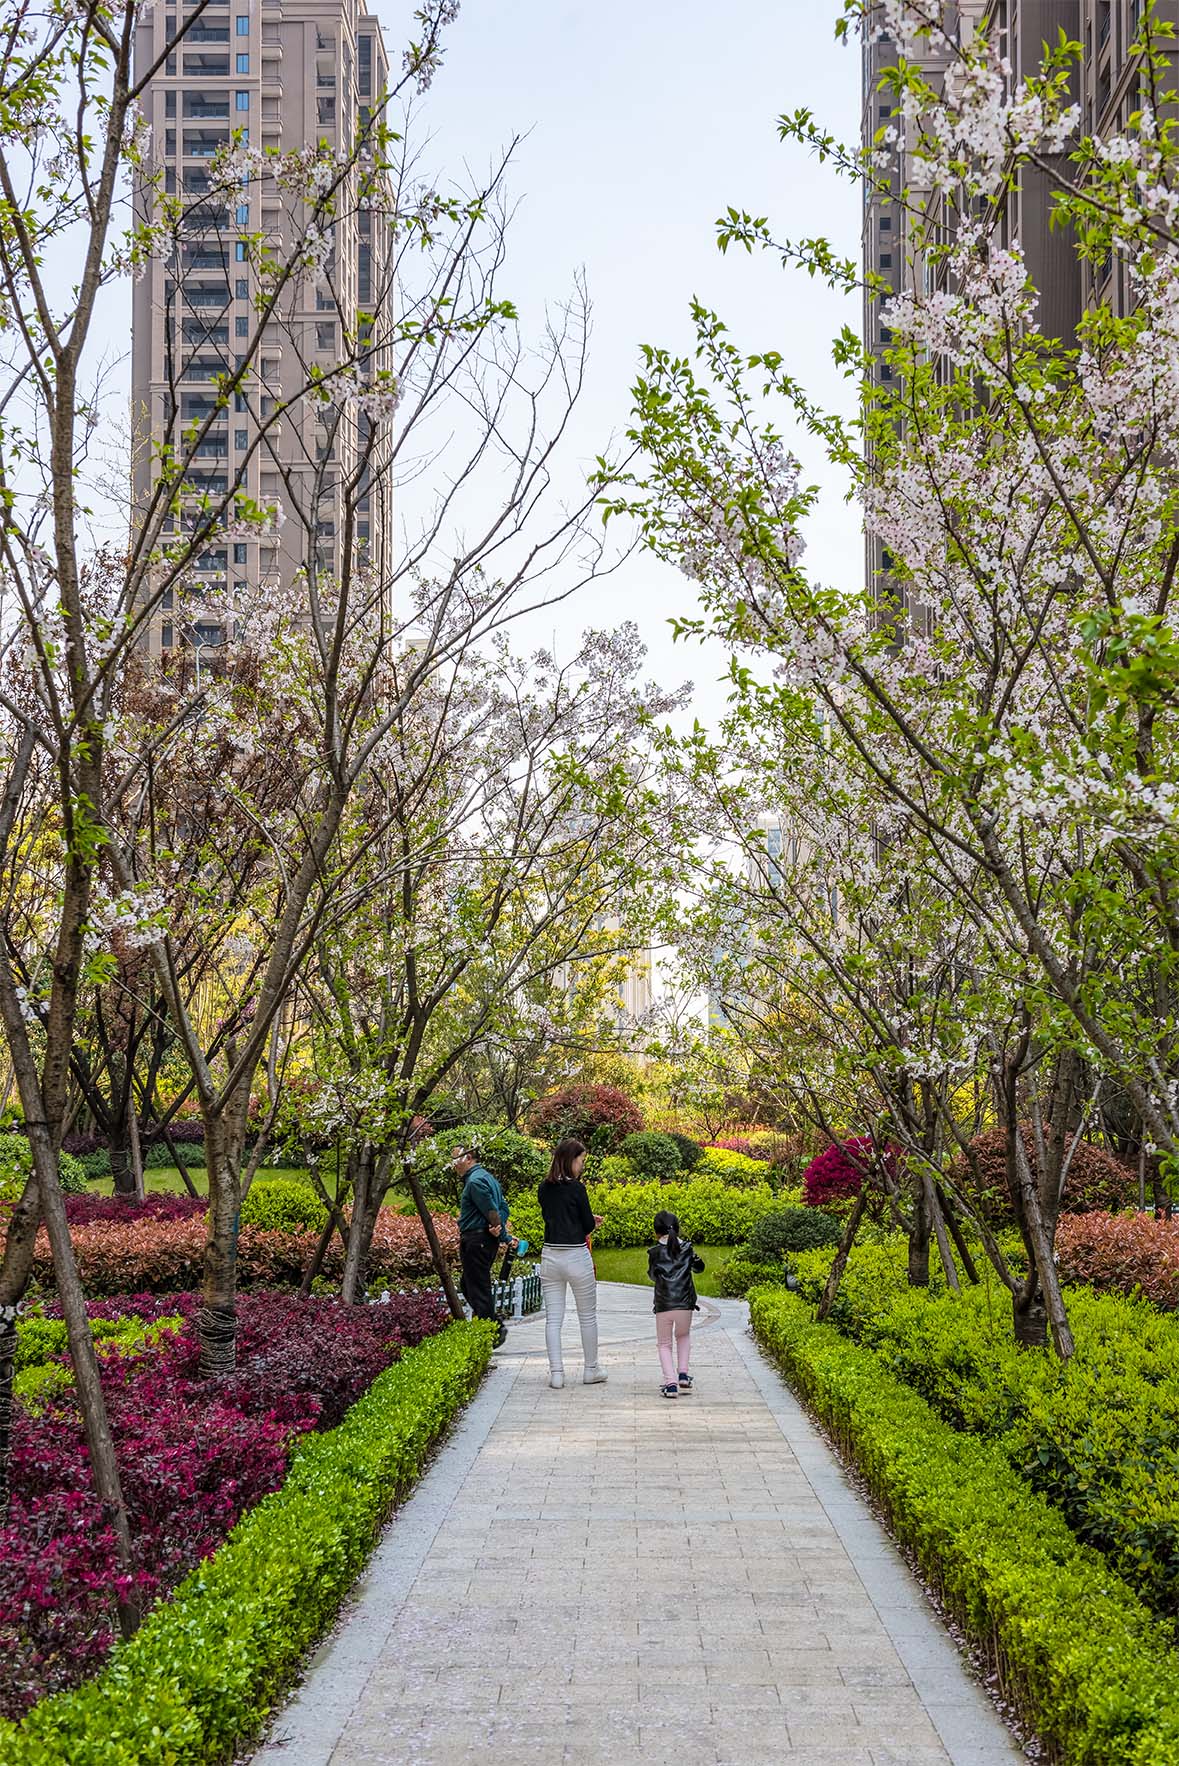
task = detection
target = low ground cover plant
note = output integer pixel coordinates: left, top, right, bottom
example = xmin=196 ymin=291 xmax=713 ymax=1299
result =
xmin=1057 ymin=1211 xmax=1179 ymax=1311
xmin=0 ymin=1319 xmax=492 ymax=1763
xmin=0 ymin=1289 xmax=451 ymax=1718
xmin=750 ymin=1287 xmax=1179 ymax=1764
xmin=789 ymin=1238 xmax=1179 ymax=1618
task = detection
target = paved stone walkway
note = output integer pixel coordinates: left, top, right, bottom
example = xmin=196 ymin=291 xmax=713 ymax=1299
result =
xmin=255 ymin=1285 xmax=1024 ymax=1766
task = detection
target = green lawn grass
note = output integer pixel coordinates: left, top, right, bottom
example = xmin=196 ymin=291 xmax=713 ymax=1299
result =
xmin=141 ymin=1166 xmax=312 ymax=1197
xmin=590 ymin=1244 xmax=730 ymax=1298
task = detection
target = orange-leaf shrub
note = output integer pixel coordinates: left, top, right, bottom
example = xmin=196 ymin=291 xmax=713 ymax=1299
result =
xmin=1057 ymin=1211 xmax=1179 ymax=1310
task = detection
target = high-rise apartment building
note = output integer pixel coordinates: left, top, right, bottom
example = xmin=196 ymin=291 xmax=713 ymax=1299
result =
xmin=131 ymin=0 xmax=394 ymax=660
xmin=862 ymin=0 xmax=1179 ymax=449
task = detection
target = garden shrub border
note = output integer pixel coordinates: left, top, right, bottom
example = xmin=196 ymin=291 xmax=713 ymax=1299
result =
xmin=749 ymin=1287 xmax=1179 ymax=1765
xmin=1 ymin=1318 xmax=495 ymax=1765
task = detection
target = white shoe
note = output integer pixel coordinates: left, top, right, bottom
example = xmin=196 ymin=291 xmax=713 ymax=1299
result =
xmin=549 ymin=1371 xmax=564 ymax=1389
xmin=583 ymin=1367 xmax=608 ymax=1385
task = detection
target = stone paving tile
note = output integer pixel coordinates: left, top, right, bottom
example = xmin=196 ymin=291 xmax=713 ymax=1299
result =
xmin=254 ymin=1287 xmax=1026 ymax=1766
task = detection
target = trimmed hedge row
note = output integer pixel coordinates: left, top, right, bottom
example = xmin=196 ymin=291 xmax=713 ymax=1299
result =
xmin=750 ymin=1288 xmax=1179 ymax=1765
xmin=507 ymin=1177 xmax=781 ymax=1249
xmin=1 ymin=1318 xmax=495 ymax=1764
xmin=1057 ymin=1211 xmax=1179 ymax=1311
xmin=788 ymin=1240 xmax=1179 ymax=1617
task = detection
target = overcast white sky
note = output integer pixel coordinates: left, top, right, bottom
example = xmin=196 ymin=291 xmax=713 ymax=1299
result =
xmin=402 ymin=0 xmax=863 ymax=727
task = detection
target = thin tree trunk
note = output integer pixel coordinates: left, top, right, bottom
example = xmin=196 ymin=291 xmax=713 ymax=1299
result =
xmin=32 ymin=1134 xmax=140 ymax=1636
xmin=161 ymin=1124 xmax=200 ymax=1198
xmin=109 ymin=1125 xmax=135 ymax=1200
xmin=928 ymin=1179 xmax=960 ymax=1292
xmin=817 ymin=1188 xmax=868 ymax=1321
xmin=128 ymin=1092 xmax=145 ymax=1203
xmin=907 ymin=1171 xmax=931 ymax=1287
xmin=402 ymin=1157 xmax=464 ymax=1318
xmin=1013 ymin=1131 xmax=1074 ymax=1359
xmin=936 ymin=1185 xmax=980 ymax=1283
xmin=0 ymin=1298 xmax=18 ymax=1521
xmin=340 ymin=1145 xmax=370 ymax=1304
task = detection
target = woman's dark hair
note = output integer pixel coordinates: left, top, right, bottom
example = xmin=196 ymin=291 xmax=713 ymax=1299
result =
xmin=654 ymin=1209 xmax=681 ymax=1254
xmin=547 ymin=1136 xmax=586 ymax=1184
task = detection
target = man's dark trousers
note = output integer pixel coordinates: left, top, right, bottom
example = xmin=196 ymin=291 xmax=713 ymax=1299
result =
xmin=459 ymin=1229 xmax=498 ymax=1321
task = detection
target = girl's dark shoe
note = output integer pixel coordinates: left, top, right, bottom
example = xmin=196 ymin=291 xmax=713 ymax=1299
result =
xmin=661 ymin=1383 xmax=679 ymax=1399
xmin=678 ymin=1373 xmax=693 ymax=1393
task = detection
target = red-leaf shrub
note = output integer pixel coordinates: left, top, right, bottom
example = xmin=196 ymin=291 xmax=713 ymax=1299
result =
xmin=1 ymin=1289 xmax=448 ymax=1716
xmin=64 ymin=1195 xmax=206 ymax=1227
xmin=802 ymin=1137 xmax=899 ymax=1207
xmin=1057 ymin=1211 xmax=1179 ymax=1310
xmin=948 ymin=1126 xmax=1137 ymax=1225
xmin=30 ymin=1208 xmax=459 ymax=1295
xmin=526 ymin=1083 xmax=643 ymax=1151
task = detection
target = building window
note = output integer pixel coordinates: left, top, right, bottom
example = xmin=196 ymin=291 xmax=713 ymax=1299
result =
xmin=236 ymin=13 xmax=249 ymax=33
xmin=162 ymin=621 xmax=174 ymax=648
xmin=233 ymin=541 xmax=247 ymax=562
xmin=879 ymin=252 xmax=892 ymax=268
xmin=880 ymin=326 xmax=892 ymax=342
xmin=234 ymin=392 xmax=246 ymax=411
xmin=881 ymin=364 xmax=893 ymax=381
xmin=236 ymin=203 xmax=249 ymax=224
xmin=315 ymin=322 xmax=334 ymax=351
xmin=236 ymin=277 xmax=248 ymax=298
xmin=236 ymin=90 xmax=250 ymax=111
xmin=166 ymin=54 xmax=176 ymax=74
xmin=235 ymin=428 xmax=248 ymax=449
xmin=878 ymin=104 xmax=890 ymax=119
xmin=235 ymin=241 xmax=247 ymax=260
xmin=879 ymin=215 xmax=891 ymax=230
xmin=236 ymin=51 xmax=249 ymax=72
xmin=165 ymin=91 xmax=176 ymax=116
xmin=358 ymin=32 xmax=371 ymax=96
xmin=236 ymin=315 xmax=249 ymax=335
xmin=165 ymin=129 xmax=175 ymax=154
xmin=162 ymin=586 xmax=174 ymax=610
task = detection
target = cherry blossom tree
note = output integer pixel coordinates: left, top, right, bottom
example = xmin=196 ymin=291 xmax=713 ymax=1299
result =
xmin=618 ymin=0 xmax=1179 ymax=1353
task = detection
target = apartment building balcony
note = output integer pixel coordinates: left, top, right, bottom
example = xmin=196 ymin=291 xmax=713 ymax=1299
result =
xmin=181 ymin=320 xmax=228 ymax=345
xmin=181 ymin=282 xmax=231 ymax=307
xmin=183 ymin=129 xmax=229 ymax=157
xmin=191 ymin=435 xmax=229 ymax=458
xmin=181 ymin=357 xmax=230 ymax=379
xmin=183 ymin=93 xmax=230 ymax=119
xmin=183 ymin=22 xmax=230 ymax=43
xmin=183 ymin=53 xmax=230 ymax=76
xmin=182 ymin=249 xmax=230 ymax=274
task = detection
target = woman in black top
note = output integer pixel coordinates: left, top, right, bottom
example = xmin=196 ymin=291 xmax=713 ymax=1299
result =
xmin=538 ymin=1137 xmax=606 ymax=1390
xmin=648 ymin=1209 xmax=705 ymax=1399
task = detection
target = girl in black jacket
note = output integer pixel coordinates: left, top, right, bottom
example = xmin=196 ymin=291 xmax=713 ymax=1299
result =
xmin=647 ymin=1210 xmax=705 ymax=1399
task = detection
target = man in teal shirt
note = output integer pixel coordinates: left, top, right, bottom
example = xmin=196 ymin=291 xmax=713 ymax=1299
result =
xmin=454 ymin=1145 xmax=515 ymax=1347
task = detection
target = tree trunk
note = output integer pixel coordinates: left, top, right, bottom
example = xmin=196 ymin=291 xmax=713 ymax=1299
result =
xmin=817 ymin=1188 xmax=867 ymax=1321
xmin=0 ymin=1298 xmax=18 ymax=1520
xmin=161 ymin=1124 xmax=200 ymax=1198
xmin=127 ymin=1093 xmax=145 ymax=1203
xmin=198 ymin=1117 xmax=243 ymax=1378
xmin=928 ymin=1180 xmax=960 ymax=1292
xmin=402 ymin=1157 xmax=464 ymax=1319
xmin=936 ymin=1186 xmax=980 ymax=1283
xmin=907 ymin=1172 xmax=931 ymax=1287
xmin=109 ymin=1125 xmax=135 ymax=1200
xmin=340 ymin=1145 xmax=371 ymax=1304
xmin=1012 ymin=1275 xmax=1047 ymax=1348
xmin=1012 ymin=1128 xmax=1074 ymax=1360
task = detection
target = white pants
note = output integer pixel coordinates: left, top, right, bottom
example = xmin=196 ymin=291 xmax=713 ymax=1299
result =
xmin=540 ymin=1243 xmax=599 ymax=1372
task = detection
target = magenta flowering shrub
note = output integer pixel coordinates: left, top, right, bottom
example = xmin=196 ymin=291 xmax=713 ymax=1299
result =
xmin=801 ymin=1136 xmax=901 ymax=1208
xmin=0 ymin=1289 xmax=449 ymax=1717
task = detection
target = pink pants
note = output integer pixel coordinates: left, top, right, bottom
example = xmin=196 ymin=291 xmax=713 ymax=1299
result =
xmin=656 ymin=1309 xmax=694 ymax=1383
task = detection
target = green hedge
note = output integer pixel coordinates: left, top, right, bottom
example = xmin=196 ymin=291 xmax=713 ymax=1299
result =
xmin=1 ymin=1319 xmax=495 ymax=1764
xmin=789 ymin=1239 xmax=1179 ymax=1618
xmin=750 ymin=1288 xmax=1179 ymax=1765
xmin=239 ymin=1177 xmax=328 ymax=1234
xmin=508 ymin=1177 xmax=780 ymax=1250
xmin=716 ymin=1255 xmax=780 ymax=1297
